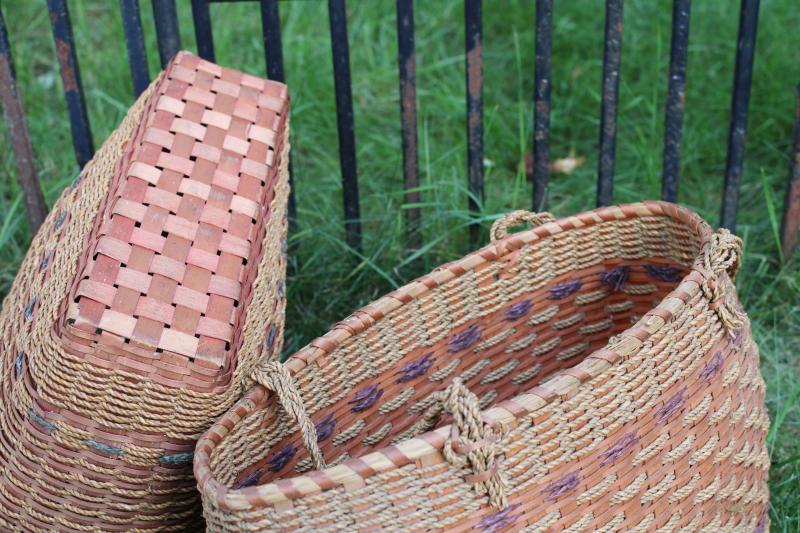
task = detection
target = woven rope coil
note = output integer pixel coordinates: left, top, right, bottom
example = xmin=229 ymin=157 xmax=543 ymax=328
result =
xmin=0 ymin=52 xmax=290 ymax=531
xmin=196 ymin=201 xmax=769 ymax=532
xmin=490 ymin=210 xmax=555 ymax=241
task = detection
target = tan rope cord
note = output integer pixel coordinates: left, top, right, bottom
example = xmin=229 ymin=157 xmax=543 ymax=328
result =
xmin=490 ymin=210 xmax=555 ymax=242
xmin=417 ymin=379 xmax=508 ymax=509
xmin=251 ymin=362 xmax=326 ymax=472
xmin=701 ymin=229 xmax=747 ymax=331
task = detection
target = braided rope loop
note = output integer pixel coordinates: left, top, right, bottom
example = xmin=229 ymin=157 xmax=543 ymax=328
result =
xmin=701 ymin=228 xmax=747 ymax=332
xmin=490 ymin=210 xmax=555 ymax=242
xmin=419 ymin=379 xmax=508 ymax=509
xmin=251 ymin=361 xmax=326 ymax=472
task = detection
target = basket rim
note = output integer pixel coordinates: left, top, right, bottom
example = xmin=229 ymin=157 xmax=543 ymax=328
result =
xmin=194 ymin=200 xmax=718 ymax=512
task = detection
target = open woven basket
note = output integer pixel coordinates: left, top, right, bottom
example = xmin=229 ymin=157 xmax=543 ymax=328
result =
xmin=195 ymin=201 xmax=770 ymax=532
xmin=0 ymin=52 xmax=290 ymax=531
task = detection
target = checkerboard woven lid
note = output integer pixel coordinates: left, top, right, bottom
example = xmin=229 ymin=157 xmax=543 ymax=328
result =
xmin=59 ymin=51 xmax=289 ymax=393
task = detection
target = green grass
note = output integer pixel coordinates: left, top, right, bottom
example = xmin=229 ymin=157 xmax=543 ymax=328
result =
xmin=1 ymin=0 xmax=798 ymax=527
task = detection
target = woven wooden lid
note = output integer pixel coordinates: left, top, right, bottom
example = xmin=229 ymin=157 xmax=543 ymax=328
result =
xmin=59 ymin=51 xmax=289 ymax=393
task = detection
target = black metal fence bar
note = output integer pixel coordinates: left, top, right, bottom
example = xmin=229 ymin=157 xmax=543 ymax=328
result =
xmin=0 ymin=3 xmax=47 ymax=232
xmin=119 ymin=0 xmax=150 ymax=96
xmin=465 ymin=0 xmax=483 ymax=244
xmin=192 ymin=0 xmax=216 ymax=62
xmin=661 ymin=0 xmax=691 ymax=202
xmin=152 ymin=0 xmax=181 ymax=68
xmin=396 ymin=0 xmax=421 ymax=250
xmin=780 ymin=84 xmax=800 ymax=258
xmin=720 ymin=0 xmax=760 ymax=230
xmin=328 ymin=0 xmax=362 ymax=250
xmin=47 ymin=0 xmax=94 ymax=168
xmin=532 ymin=0 xmax=552 ymax=211
xmin=596 ymin=0 xmax=623 ymax=207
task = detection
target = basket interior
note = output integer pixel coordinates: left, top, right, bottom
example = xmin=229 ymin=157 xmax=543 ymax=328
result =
xmin=219 ymin=212 xmax=705 ymax=488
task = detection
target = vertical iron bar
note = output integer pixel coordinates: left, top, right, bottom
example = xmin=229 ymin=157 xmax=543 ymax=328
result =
xmin=328 ymin=0 xmax=361 ymax=251
xmin=720 ymin=0 xmax=760 ymax=230
xmin=0 ymin=3 xmax=47 ymax=232
xmin=465 ymin=0 xmax=483 ymax=244
xmin=260 ymin=0 xmax=296 ymax=224
xmin=119 ymin=0 xmax=150 ymax=96
xmin=532 ymin=0 xmax=552 ymax=211
xmin=152 ymin=0 xmax=181 ymax=68
xmin=596 ymin=0 xmax=624 ymax=207
xmin=191 ymin=0 xmax=215 ymax=62
xmin=47 ymin=0 xmax=94 ymax=168
xmin=661 ymin=0 xmax=691 ymax=202
xmin=780 ymin=84 xmax=800 ymax=259
xmin=396 ymin=0 xmax=420 ymax=250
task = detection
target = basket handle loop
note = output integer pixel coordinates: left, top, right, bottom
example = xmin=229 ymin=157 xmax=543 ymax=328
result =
xmin=490 ymin=210 xmax=555 ymax=242
xmin=251 ymin=361 xmax=326 ymax=472
xmin=701 ymin=228 xmax=747 ymax=332
xmin=417 ymin=379 xmax=508 ymax=509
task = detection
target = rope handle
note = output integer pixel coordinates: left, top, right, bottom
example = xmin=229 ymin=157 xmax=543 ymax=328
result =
xmin=251 ymin=361 xmax=326 ymax=472
xmin=416 ymin=379 xmax=508 ymax=509
xmin=701 ymin=228 xmax=747 ymax=332
xmin=490 ymin=210 xmax=555 ymax=242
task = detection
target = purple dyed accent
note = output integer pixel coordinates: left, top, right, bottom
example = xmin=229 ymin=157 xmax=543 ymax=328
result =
xmin=753 ymin=515 xmax=766 ymax=533
xmin=504 ymin=300 xmax=533 ymax=320
xmin=732 ymin=329 xmax=744 ymax=349
xmin=281 ymin=238 xmax=287 ymax=256
xmin=600 ymin=431 xmax=640 ymax=465
xmin=24 ymin=296 xmax=36 ymax=321
xmin=474 ymin=504 xmax=523 ymax=532
xmin=397 ymin=353 xmax=436 ymax=383
xmin=448 ymin=324 xmax=482 ymax=352
xmin=39 ymin=251 xmax=52 ymax=272
xmin=541 ymin=471 xmax=581 ymax=501
xmin=14 ymin=352 xmax=24 ymax=379
xmin=277 ymin=279 xmax=285 ymax=298
xmin=547 ymin=279 xmax=582 ymax=300
xmin=54 ymin=210 xmax=67 ymax=230
xmin=267 ymin=444 xmax=296 ymax=472
xmin=348 ymin=385 xmax=383 ymax=413
xmin=599 ymin=265 xmax=630 ymax=291
xmin=315 ymin=414 xmax=337 ymax=443
xmin=234 ymin=468 xmax=264 ymax=489
xmin=644 ymin=264 xmax=684 ymax=282
xmin=654 ymin=387 xmax=687 ymax=424
xmin=699 ymin=352 xmax=724 ymax=383
xmin=266 ymin=324 xmax=278 ymax=354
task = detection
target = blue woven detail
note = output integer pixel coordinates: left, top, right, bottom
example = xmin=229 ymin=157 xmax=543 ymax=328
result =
xmin=24 ymin=296 xmax=37 ymax=321
xmin=28 ymin=409 xmax=56 ymax=433
xmin=85 ymin=440 xmax=124 ymax=456
xmin=159 ymin=452 xmax=194 ymax=465
xmin=15 ymin=351 xmax=24 ymax=379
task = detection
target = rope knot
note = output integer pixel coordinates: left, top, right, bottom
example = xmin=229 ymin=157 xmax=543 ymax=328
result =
xmin=491 ymin=210 xmax=555 ymax=242
xmin=701 ymin=229 xmax=746 ymax=332
xmin=421 ymin=379 xmax=508 ymax=509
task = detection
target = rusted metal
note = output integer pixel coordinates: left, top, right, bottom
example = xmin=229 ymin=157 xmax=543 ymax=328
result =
xmin=119 ymin=0 xmax=150 ymax=96
xmin=780 ymin=84 xmax=800 ymax=259
xmin=465 ymin=0 xmax=483 ymax=245
xmin=0 ymin=4 xmax=47 ymax=233
xmin=721 ymin=0 xmax=760 ymax=231
xmin=328 ymin=0 xmax=362 ymax=251
xmin=192 ymin=0 xmax=216 ymax=62
xmin=152 ymin=0 xmax=181 ymax=68
xmin=396 ymin=0 xmax=421 ymax=250
xmin=47 ymin=0 xmax=93 ymax=168
xmin=532 ymin=0 xmax=552 ymax=211
xmin=596 ymin=0 xmax=623 ymax=207
xmin=661 ymin=0 xmax=691 ymax=202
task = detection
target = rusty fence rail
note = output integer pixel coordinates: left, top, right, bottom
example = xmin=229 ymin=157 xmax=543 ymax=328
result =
xmin=0 ymin=0 xmax=798 ymax=256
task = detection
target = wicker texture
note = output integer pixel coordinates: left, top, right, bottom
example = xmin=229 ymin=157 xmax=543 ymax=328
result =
xmin=195 ymin=202 xmax=769 ymax=532
xmin=0 ymin=52 xmax=290 ymax=531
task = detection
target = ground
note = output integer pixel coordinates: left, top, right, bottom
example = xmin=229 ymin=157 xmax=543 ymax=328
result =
xmin=0 ymin=0 xmax=798 ymax=527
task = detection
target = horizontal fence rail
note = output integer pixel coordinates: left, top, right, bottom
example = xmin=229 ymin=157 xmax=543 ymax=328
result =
xmin=0 ymin=0 xmax=797 ymax=260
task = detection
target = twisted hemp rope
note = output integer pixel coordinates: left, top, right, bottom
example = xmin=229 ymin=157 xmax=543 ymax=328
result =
xmin=251 ymin=361 xmax=326 ymax=472
xmin=490 ymin=210 xmax=555 ymax=242
xmin=701 ymin=228 xmax=747 ymax=332
xmin=418 ymin=379 xmax=508 ymax=509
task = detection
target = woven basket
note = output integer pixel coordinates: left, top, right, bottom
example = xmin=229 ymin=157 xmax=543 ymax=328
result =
xmin=0 ymin=52 xmax=290 ymax=531
xmin=195 ymin=202 xmax=770 ymax=532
